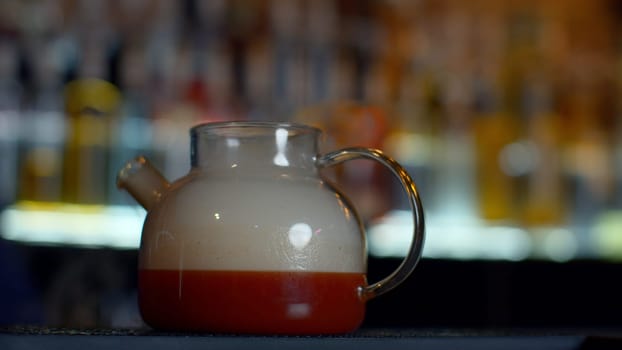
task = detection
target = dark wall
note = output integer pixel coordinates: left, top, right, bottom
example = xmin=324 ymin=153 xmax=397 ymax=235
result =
xmin=364 ymin=257 xmax=622 ymax=329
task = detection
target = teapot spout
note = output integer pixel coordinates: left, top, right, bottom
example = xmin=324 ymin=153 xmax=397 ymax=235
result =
xmin=117 ymin=156 xmax=170 ymax=211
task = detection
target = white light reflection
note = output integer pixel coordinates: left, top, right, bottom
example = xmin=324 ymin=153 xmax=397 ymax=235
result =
xmin=273 ymin=128 xmax=289 ymax=166
xmin=499 ymin=141 xmax=539 ymax=177
xmin=541 ymin=228 xmax=578 ymax=262
xmin=226 ymin=138 xmax=240 ymax=147
xmin=368 ymin=210 xmax=534 ymax=261
xmin=287 ymin=303 xmax=311 ymax=319
xmin=0 ymin=202 xmax=144 ymax=249
xmin=288 ymin=222 xmax=312 ymax=250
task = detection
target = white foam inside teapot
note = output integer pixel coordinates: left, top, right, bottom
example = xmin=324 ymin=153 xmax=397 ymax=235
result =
xmin=139 ymin=177 xmax=365 ymax=273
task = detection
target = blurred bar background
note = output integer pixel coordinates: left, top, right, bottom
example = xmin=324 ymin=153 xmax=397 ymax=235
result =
xmin=1 ymin=0 xmax=622 ymax=330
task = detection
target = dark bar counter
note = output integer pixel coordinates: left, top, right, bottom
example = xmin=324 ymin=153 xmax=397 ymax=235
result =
xmin=3 ymin=326 xmax=621 ymax=350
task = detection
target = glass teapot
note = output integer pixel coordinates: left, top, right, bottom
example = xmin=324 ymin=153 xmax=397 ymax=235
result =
xmin=117 ymin=121 xmax=425 ymax=334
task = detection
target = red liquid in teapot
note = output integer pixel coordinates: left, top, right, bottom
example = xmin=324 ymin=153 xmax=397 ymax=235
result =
xmin=138 ymin=269 xmax=367 ymax=334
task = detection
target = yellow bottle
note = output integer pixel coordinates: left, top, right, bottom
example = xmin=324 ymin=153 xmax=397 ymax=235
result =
xmin=62 ymin=79 xmax=120 ymax=204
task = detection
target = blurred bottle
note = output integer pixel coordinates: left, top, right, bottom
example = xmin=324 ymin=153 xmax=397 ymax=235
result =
xmin=563 ymin=91 xmax=614 ymax=254
xmin=18 ymin=40 xmax=69 ymax=203
xmin=305 ymin=0 xmax=338 ymax=104
xmin=194 ymin=0 xmax=227 ymax=46
xmin=63 ymin=79 xmax=121 ymax=204
xmin=270 ymin=0 xmax=306 ymax=119
xmin=363 ymin=57 xmax=392 ymax=109
xmin=112 ymin=0 xmax=154 ymax=45
xmin=108 ymin=44 xmax=153 ymax=205
xmin=519 ymin=73 xmax=566 ymax=227
xmin=327 ymin=52 xmax=357 ymax=103
xmin=199 ymin=42 xmax=237 ymax=122
xmin=472 ymin=77 xmax=520 ymax=222
xmin=0 ymin=40 xmax=21 ymax=207
xmin=150 ymin=43 xmax=200 ymax=181
xmin=616 ymin=99 xmax=622 ymax=210
xmin=245 ymin=39 xmax=275 ymax=120
xmin=384 ymin=65 xmax=436 ymax=211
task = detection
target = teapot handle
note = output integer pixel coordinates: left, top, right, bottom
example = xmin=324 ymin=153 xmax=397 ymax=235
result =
xmin=318 ymin=147 xmax=425 ymax=301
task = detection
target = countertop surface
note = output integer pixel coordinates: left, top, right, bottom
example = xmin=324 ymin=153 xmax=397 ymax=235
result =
xmin=2 ymin=326 xmax=621 ymax=350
